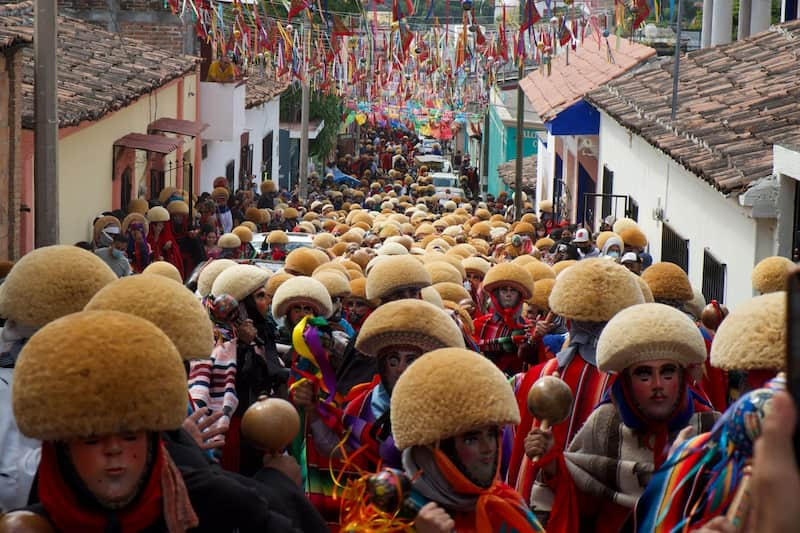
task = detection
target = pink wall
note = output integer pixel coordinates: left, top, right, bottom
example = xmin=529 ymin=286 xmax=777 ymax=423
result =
xmin=19 ymin=74 xmax=195 ymax=255
xmin=194 ymin=66 xmax=201 ymax=195
xmin=19 ymin=130 xmax=34 ymax=256
xmin=577 ymin=135 xmax=599 ymax=182
xmin=175 ymin=77 xmax=184 ymax=189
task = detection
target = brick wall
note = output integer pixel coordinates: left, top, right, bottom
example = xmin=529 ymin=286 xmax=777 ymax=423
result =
xmin=54 ymin=0 xmax=191 ymax=56
xmin=58 ymin=0 xmax=167 ymax=12
xmin=0 ymin=48 xmax=22 ymax=260
xmin=119 ymin=0 xmax=166 ymax=10
xmin=58 ymin=0 xmax=107 ymax=9
xmin=118 ymin=21 xmax=187 ymax=55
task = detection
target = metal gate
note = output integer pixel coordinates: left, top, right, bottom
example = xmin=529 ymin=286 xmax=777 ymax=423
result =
xmin=661 ymin=224 xmax=689 ymax=272
xmin=702 ymin=248 xmax=726 ymax=304
xmin=583 ymin=193 xmax=630 ymax=229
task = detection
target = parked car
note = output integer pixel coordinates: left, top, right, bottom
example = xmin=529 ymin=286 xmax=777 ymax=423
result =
xmin=431 ymin=172 xmax=465 ymax=199
xmin=184 ymin=233 xmax=314 ymax=294
xmin=417 ymin=137 xmax=439 ymax=154
xmin=252 ymin=232 xmax=313 ymax=255
xmin=414 ymin=155 xmax=452 ymax=173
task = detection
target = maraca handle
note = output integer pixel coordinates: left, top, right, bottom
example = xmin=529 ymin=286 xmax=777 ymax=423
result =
xmin=531 ymin=419 xmax=550 ymax=463
xmin=726 ymin=466 xmax=752 ymax=531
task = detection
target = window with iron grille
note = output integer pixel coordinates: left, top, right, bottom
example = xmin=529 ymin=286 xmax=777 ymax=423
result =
xmin=225 ymin=160 xmax=235 ymax=190
xmin=628 ymin=198 xmax=639 ymax=222
xmin=262 ymin=132 xmax=274 ymax=180
xmin=792 ymin=181 xmax=800 ymax=257
xmin=661 ymin=224 xmax=689 ymax=273
xmin=120 ymin=168 xmax=132 ymax=211
xmin=601 ymin=166 xmax=614 ymax=219
xmin=149 ymin=169 xmax=165 ymax=200
xmin=702 ymin=248 xmax=726 ymax=304
xmin=240 ymin=144 xmax=254 ymax=189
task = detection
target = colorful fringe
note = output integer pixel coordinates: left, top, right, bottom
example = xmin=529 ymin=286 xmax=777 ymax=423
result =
xmin=634 ymin=375 xmax=786 ymax=532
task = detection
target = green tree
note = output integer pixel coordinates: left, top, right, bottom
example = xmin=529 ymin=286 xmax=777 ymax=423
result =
xmin=280 ymin=86 xmax=342 ymax=160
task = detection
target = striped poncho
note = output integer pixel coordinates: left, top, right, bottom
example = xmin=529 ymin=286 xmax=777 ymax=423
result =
xmin=507 ymin=355 xmax=615 ymax=508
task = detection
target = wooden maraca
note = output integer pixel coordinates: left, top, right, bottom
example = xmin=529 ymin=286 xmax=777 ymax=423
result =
xmin=526 ymin=372 xmax=574 ymax=461
xmin=0 ymin=511 xmax=56 ymax=533
xmin=241 ymin=395 xmax=301 ymax=452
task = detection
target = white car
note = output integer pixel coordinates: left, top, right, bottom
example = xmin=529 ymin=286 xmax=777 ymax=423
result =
xmin=414 ymin=154 xmax=452 ymax=173
xmin=418 ymin=137 xmax=439 ymax=155
xmin=431 ymin=172 xmax=465 ymax=199
xmin=252 ymin=232 xmax=314 ymax=255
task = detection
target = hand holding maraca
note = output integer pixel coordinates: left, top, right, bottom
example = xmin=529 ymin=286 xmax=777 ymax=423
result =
xmin=241 ymin=395 xmax=301 ymax=455
xmin=525 ymin=372 xmax=574 ymax=464
xmin=524 ymin=427 xmax=554 ymax=460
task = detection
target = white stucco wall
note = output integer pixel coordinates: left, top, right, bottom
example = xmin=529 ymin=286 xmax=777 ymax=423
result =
xmin=247 ymin=98 xmax=281 ymax=185
xmin=597 ymin=111 xmax=766 ymax=307
xmin=536 ymin=135 xmax=552 ymax=209
xmin=200 ymin=96 xmax=281 ymax=194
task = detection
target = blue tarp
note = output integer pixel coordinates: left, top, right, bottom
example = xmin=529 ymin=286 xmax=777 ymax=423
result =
xmin=331 ymin=168 xmax=361 ymax=187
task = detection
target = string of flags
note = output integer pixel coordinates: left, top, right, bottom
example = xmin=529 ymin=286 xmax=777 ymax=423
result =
xmin=167 ymin=0 xmax=651 ymax=136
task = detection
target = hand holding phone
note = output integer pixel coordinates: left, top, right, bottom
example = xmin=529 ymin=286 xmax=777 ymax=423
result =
xmin=785 ymin=267 xmax=800 ymax=465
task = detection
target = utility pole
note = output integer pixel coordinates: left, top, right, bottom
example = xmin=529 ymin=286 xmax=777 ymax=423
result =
xmin=34 ymin=0 xmax=59 ymax=246
xmin=298 ymin=10 xmax=311 ymax=201
xmin=671 ymin=0 xmax=683 ymax=121
xmin=514 ymin=56 xmax=524 ymax=221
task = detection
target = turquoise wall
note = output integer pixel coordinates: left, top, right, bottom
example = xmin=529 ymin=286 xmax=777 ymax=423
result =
xmin=486 ymin=105 xmax=538 ymax=198
xmin=487 ymin=106 xmax=506 ymax=198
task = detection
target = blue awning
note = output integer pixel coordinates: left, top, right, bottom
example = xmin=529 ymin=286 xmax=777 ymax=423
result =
xmin=545 ymin=100 xmax=600 ymax=136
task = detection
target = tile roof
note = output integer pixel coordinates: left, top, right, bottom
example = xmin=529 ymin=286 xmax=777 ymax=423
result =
xmin=0 ymin=2 xmax=198 ymax=129
xmin=520 ymin=36 xmax=657 ymax=123
xmin=587 ymin=20 xmax=800 ymax=194
xmin=497 ymin=154 xmax=537 ymax=187
xmin=0 ymin=1 xmax=30 ymax=49
xmin=0 ymin=24 xmax=27 ymax=49
xmin=245 ymin=75 xmax=290 ymax=109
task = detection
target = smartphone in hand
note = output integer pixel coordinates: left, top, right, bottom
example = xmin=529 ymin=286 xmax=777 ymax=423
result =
xmin=786 ymin=269 xmax=800 ymax=464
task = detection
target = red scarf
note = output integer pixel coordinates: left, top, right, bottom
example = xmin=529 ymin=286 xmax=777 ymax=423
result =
xmin=38 ymin=441 xmax=165 ymax=533
xmin=147 ymin=221 xmax=185 ymax=279
xmin=486 ymin=291 xmax=525 ymax=331
xmin=431 ymin=447 xmax=541 ymax=533
xmin=347 ymin=307 xmax=373 ymax=332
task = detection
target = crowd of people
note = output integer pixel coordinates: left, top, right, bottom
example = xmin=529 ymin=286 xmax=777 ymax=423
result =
xmin=0 ymin=130 xmax=797 ymax=532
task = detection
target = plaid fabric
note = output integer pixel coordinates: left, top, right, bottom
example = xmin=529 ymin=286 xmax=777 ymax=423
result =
xmin=507 ymin=356 xmax=615 ymax=505
xmin=474 ymin=314 xmax=528 ymax=375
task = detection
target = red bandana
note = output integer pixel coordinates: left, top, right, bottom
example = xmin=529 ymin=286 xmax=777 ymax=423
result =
xmin=38 ymin=440 xmax=165 ymax=533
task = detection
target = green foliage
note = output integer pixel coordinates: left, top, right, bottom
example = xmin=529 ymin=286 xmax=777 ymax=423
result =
xmin=309 ymin=92 xmax=342 ymax=159
xmin=280 ymin=85 xmax=342 ymax=160
xmin=405 ymin=0 xmax=495 ymax=26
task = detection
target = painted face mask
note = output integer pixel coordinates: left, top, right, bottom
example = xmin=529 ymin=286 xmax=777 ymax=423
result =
xmin=496 ymin=287 xmax=521 ymax=309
